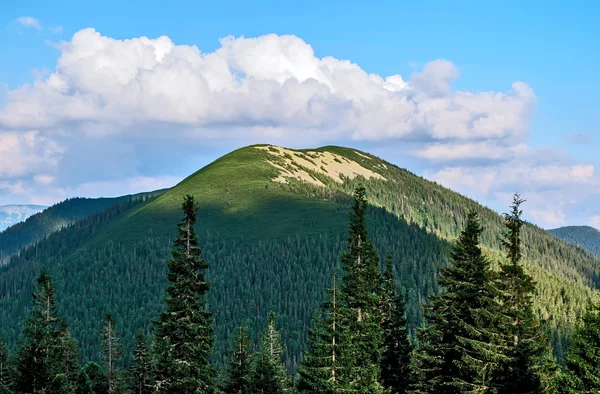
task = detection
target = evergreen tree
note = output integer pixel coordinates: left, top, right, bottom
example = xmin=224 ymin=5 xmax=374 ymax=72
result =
xmin=0 ymin=335 xmax=10 ymax=394
xmin=412 ymin=211 xmax=504 ymax=393
xmin=131 ymin=331 xmax=153 ymax=394
xmin=297 ymin=273 xmax=353 ymax=393
xmin=13 ymin=270 xmax=79 ymax=394
xmin=556 ymin=303 xmax=600 ymax=393
xmin=101 ymin=313 xmax=122 ymax=394
xmin=222 ymin=325 xmax=253 ymax=394
xmin=252 ymin=312 xmax=290 ymax=393
xmin=380 ymin=252 xmax=412 ymax=394
xmin=339 ymin=186 xmax=386 ymax=393
xmin=248 ymin=350 xmax=284 ymax=394
xmin=77 ymin=362 xmax=108 ymax=394
xmin=495 ymin=194 xmax=548 ymax=393
xmin=153 ymin=194 xmax=215 ymax=393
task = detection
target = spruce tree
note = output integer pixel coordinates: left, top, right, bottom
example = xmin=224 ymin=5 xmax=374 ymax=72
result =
xmin=248 ymin=350 xmax=284 ymax=394
xmin=412 ymin=211 xmax=504 ymax=393
xmin=101 ymin=313 xmax=122 ymax=394
xmin=252 ymin=312 xmax=290 ymax=392
xmin=380 ymin=252 xmax=412 ymax=394
xmin=13 ymin=270 xmax=80 ymax=394
xmin=77 ymin=362 xmax=108 ymax=394
xmin=297 ymin=273 xmax=353 ymax=393
xmin=222 ymin=325 xmax=253 ymax=394
xmin=0 ymin=335 xmax=10 ymax=394
xmin=339 ymin=186 xmax=386 ymax=393
xmin=495 ymin=194 xmax=548 ymax=393
xmin=556 ymin=303 xmax=600 ymax=393
xmin=131 ymin=331 xmax=153 ymax=394
xmin=153 ymin=194 xmax=215 ymax=393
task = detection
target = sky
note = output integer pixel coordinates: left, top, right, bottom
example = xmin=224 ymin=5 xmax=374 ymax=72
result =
xmin=0 ymin=0 xmax=598 ymax=229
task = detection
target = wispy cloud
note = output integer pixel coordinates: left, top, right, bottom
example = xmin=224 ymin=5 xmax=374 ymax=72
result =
xmin=564 ymin=133 xmax=594 ymax=144
xmin=16 ymin=16 xmax=41 ymax=30
xmin=49 ymin=25 xmax=63 ymax=34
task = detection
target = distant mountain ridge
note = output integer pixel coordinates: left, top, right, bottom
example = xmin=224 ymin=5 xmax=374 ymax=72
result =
xmin=0 ymin=204 xmax=47 ymax=232
xmin=548 ymin=226 xmax=600 ymax=258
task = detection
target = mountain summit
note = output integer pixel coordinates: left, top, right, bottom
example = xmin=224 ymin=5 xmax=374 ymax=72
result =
xmin=0 ymin=145 xmax=598 ymax=366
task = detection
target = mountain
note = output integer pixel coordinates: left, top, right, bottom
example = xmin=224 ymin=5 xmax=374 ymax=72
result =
xmin=548 ymin=226 xmax=600 ymax=258
xmin=0 ymin=204 xmax=47 ymax=232
xmin=0 ymin=191 xmax=167 ymax=265
xmin=1 ymin=145 xmax=598 ymax=368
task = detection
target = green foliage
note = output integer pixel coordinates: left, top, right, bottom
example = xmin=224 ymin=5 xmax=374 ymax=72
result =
xmin=13 ymin=271 xmax=79 ymax=394
xmin=413 ymin=211 xmax=505 ymax=393
xmin=496 ymin=195 xmax=548 ymax=394
xmin=153 ymin=195 xmax=215 ymax=393
xmin=101 ymin=313 xmax=123 ymax=394
xmin=297 ymin=273 xmax=354 ymax=393
xmin=221 ymin=325 xmax=253 ymax=394
xmin=557 ymin=303 xmax=600 ymax=393
xmin=380 ymin=252 xmax=412 ymax=394
xmin=0 ymin=144 xmax=598 ymax=369
xmin=0 ymin=191 xmax=164 ymax=263
xmin=77 ymin=362 xmax=108 ymax=394
xmin=548 ymin=226 xmax=600 ymax=258
xmin=0 ymin=335 xmax=10 ymax=394
xmin=130 ymin=331 xmax=153 ymax=394
xmin=339 ymin=186 xmax=386 ymax=393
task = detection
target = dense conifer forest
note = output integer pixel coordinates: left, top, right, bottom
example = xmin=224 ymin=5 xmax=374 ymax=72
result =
xmin=1 ymin=145 xmax=599 ymax=393
xmin=548 ymin=226 xmax=600 ymax=258
xmin=1 ymin=187 xmax=599 ymax=393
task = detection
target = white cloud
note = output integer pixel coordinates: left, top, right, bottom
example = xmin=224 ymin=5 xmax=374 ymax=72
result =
xmin=16 ymin=16 xmax=41 ymax=30
xmin=0 ymin=131 xmax=63 ymax=178
xmin=50 ymin=26 xmax=63 ymax=34
xmin=0 ymin=29 xmax=536 ymax=143
xmin=590 ymin=216 xmax=600 ymax=230
xmin=415 ymin=142 xmax=528 ymax=161
xmin=530 ymin=208 xmax=566 ymax=228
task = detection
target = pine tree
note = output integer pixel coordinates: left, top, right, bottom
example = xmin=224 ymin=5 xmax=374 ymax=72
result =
xmin=153 ymin=194 xmax=215 ymax=393
xmin=380 ymin=252 xmax=412 ymax=394
xmin=412 ymin=211 xmax=504 ymax=393
xmin=495 ymin=194 xmax=548 ymax=393
xmin=0 ymin=335 xmax=10 ymax=394
xmin=222 ymin=325 xmax=253 ymax=394
xmin=556 ymin=303 xmax=600 ymax=393
xmin=297 ymin=273 xmax=353 ymax=393
xmin=101 ymin=313 xmax=122 ymax=394
xmin=339 ymin=186 xmax=386 ymax=393
xmin=131 ymin=331 xmax=153 ymax=394
xmin=13 ymin=270 xmax=80 ymax=394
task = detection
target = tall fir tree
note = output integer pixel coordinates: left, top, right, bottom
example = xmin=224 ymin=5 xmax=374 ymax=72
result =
xmin=297 ymin=273 xmax=353 ymax=393
xmin=495 ymin=194 xmax=549 ymax=393
xmin=0 ymin=335 xmax=10 ymax=394
xmin=13 ymin=270 xmax=79 ymax=394
xmin=131 ymin=331 xmax=153 ymax=394
xmin=248 ymin=350 xmax=284 ymax=394
xmin=222 ymin=325 xmax=253 ymax=394
xmin=250 ymin=312 xmax=290 ymax=393
xmin=77 ymin=362 xmax=108 ymax=394
xmin=339 ymin=186 xmax=386 ymax=393
xmin=153 ymin=194 xmax=215 ymax=393
xmin=101 ymin=313 xmax=122 ymax=394
xmin=556 ymin=303 xmax=600 ymax=393
xmin=412 ymin=211 xmax=505 ymax=394
xmin=380 ymin=252 xmax=413 ymax=394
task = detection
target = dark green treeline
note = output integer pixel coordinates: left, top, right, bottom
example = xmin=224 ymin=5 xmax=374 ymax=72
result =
xmin=1 ymin=189 xmax=599 ymax=393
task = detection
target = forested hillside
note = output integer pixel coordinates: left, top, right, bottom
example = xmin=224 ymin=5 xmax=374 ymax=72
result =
xmin=0 ymin=205 xmax=46 ymax=232
xmin=549 ymin=225 xmax=600 ymax=258
xmin=0 ymin=144 xmax=598 ymax=369
xmin=0 ymin=191 xmax=166 ymax=264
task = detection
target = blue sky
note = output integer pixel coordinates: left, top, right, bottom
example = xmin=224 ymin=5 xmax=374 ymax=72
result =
xmin=0 ymin=0 xmax=598 ymax=229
